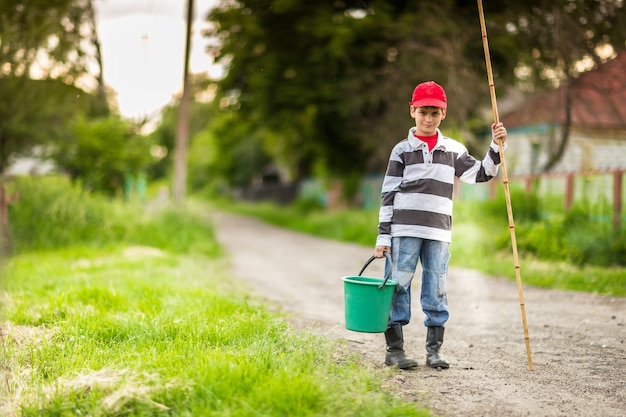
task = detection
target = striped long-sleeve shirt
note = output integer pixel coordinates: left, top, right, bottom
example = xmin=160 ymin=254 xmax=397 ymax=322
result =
xmin=376 ymin=127 xmax=502 ymax=246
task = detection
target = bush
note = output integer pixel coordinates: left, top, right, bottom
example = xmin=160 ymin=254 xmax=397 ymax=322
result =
xmin=7 ymin=176 xmax=118 ymax=252
xmin=479 ymin=188 xmax=542 ymax=224
xmin=6 ymin=176 xmax=221 ymax=257
xmin=52 ymin=116 xmax=154 ymax=196
xmin=125 ymin=208 xmax=221 ymax=257
xmin=482 ymin=195 xmax=626 ymax=267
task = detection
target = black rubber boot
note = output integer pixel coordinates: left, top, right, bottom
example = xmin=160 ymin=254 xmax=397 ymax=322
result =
xmin=426 ymin=326 xmax=449 ymax=369
xmin=384 ymin=326 xmax=418 ymax=369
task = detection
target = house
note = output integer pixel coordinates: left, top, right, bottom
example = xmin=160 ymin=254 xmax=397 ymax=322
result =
xmin=500 ymin=52 xmax=626 ymax=176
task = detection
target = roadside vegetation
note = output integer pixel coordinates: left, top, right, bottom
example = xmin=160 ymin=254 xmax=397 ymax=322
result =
xmin=219 ymin=189 xmax=626 ymax=297
xmin=2 ymin=174 xmax=623 ymax=416
xmin=3 ymin=2 xmax=625 ymax=414
xmin=1 ymin=176 xmax=430 ymax=417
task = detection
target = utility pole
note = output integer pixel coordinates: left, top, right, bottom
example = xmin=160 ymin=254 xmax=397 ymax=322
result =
xmin=173 ymin=0 xmax=194 ymax=205
xmin=86 ymin=0 xmax=108 ymax=112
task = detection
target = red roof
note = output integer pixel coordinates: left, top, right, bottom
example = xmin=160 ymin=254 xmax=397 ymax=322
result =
xmin=501 ymin=52 xmax=626 ymax=130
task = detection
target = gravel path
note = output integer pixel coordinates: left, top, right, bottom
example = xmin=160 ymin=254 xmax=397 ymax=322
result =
xmin=212 ymin=212 xmax=626 ymax=417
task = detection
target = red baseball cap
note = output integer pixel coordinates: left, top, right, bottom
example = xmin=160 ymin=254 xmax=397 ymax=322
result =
xmin=409 ymin=81 xmax=447 ymax=109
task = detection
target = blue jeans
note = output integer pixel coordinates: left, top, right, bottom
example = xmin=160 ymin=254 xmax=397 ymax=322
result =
xmin=386 ymin=236 xmax=450 ymax=328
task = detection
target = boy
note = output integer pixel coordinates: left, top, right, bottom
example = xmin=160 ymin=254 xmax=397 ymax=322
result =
xmin=374 ymin=81 xmax=507 ymax=369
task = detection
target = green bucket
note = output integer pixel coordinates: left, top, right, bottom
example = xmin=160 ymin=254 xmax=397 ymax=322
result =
xmin=341 ymin=254 xmax=397 ymax=333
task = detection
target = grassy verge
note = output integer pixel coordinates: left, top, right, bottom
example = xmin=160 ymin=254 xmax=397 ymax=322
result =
xmin=220 ymin=200 xmax=626 ymax=297
xmin=2 ymin=246 xmax=428 ymax=416
xmin=1 ymin=177 xmax=430 ymax=416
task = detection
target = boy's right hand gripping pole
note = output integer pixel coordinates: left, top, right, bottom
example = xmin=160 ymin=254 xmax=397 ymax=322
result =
xmin=477 ymin=0 xmax=533 ymax=371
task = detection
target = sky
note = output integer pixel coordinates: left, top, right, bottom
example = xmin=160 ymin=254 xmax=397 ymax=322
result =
xmin=94 ymin=0 xmax=220 ymax=120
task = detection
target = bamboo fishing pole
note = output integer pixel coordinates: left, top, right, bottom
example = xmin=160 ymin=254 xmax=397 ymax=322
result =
xmin=477 ymin=0 xmax=533 ymax=371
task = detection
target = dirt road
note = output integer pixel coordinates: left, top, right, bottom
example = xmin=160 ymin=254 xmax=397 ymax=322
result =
xmin=212 ymin=212 xmax=625 ymax=417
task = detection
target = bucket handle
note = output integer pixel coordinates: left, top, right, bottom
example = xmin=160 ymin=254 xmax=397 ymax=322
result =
xmin=357 ymin=251 xmax=393 ymax=290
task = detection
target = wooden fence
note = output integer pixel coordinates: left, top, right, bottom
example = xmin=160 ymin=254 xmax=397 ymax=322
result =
xmin=455 ymin=169 xmax=625 ymax=229
xmin=359 ymin=169 xmax=625 ymax=229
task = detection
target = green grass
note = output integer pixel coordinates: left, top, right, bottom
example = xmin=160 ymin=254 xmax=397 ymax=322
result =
xmin=220 ymin=200 xmax=626 ymax=297
xmin=219 ymin=201 xmax=378 ymax=246
xmin=1 ymin=246 xmax=428 ymax=416
xmin=6 ymin=176 xmax=222 ymax=256
xmin=1 ymin=180 xmax=430 ymax=417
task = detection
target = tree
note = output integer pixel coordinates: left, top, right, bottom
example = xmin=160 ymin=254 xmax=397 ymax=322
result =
xmin=191 ymin=103 xmax=272 ymax=191
xmin=200 ymin=1 xmax=626 ymax=199
xmin=0 ymin=0 xmax=108 ymax=173
xmin=204 ymin=1 xmax=519 ymax=193
xmin=0 ymin=77 xmax=107 ymax=172
xmin=205 ymin=1 xmax=399 ymax=188
xmin=52 ymin=116 xmax=153 ymax=196
xmin=0 ymin=0 xmax=99 ymax=82
xmin=147 ymin=74 xmax=222 ymax=183
xmin=361 ymin=1 xmax=522 ymax=163
xmin=503 ymin=0 xmax=626 ymax=171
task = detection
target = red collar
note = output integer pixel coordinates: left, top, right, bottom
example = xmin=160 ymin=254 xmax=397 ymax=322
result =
xmin=414 ymin=133 xmax=438 ymax=151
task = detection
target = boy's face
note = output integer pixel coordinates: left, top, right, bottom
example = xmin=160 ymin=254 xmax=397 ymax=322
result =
xmin=410 ymin=106 xmax=446 ymax=136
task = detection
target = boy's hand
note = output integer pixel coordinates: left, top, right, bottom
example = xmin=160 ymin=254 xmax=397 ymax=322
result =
xmin=374 ymin=245 xmax=390 ymax=258
xmin=491 ymin=122 xmax=507 ymax=144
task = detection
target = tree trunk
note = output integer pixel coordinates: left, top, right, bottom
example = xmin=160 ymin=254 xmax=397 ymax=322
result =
xmin=543 ymin=79 xmax=572 ymax=172
xmin=173 ymin=0 xmax=194 ymax=205
xmin=86 ymin=0 xmax=107 ymax=110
